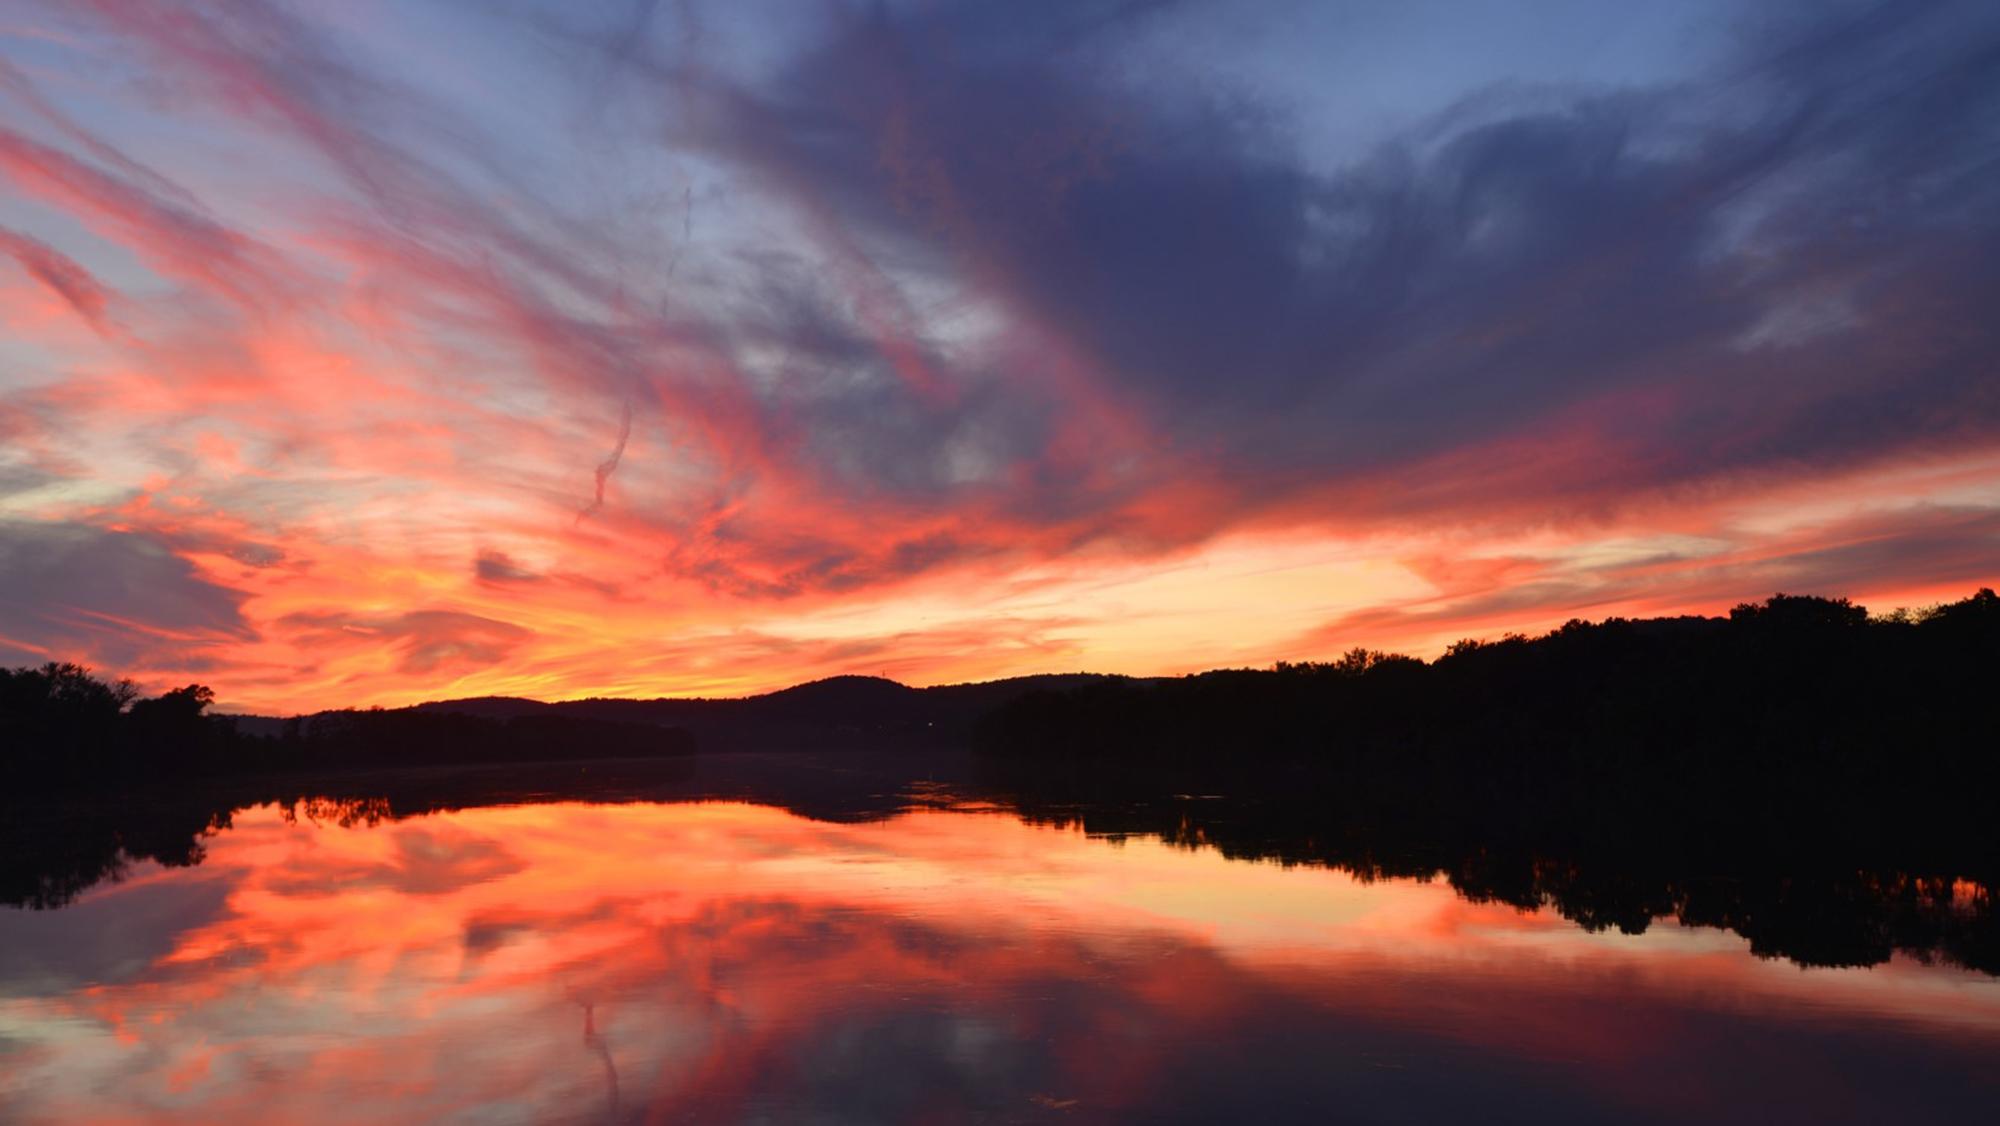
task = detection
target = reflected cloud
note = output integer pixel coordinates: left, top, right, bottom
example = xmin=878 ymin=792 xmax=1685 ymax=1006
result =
xmin=260 ymin=822 xmax=525 ymax=898
xmin=2 ymin=798 xmax=1998 ymax=1123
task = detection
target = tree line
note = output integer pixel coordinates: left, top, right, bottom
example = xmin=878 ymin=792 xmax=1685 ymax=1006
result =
xmin=0 ymin=663 xmax=692 ymax=794
xmin=972 ymin=589 xmax=2000 ymax=852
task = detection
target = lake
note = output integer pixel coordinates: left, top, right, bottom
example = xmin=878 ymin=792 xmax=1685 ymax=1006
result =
xmin=2 ymin=755 xmax=1996 ymax=1123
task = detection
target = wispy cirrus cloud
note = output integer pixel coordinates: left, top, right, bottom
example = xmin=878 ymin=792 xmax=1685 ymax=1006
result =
xmin=0 ymin=224 xmax=112 ymax=332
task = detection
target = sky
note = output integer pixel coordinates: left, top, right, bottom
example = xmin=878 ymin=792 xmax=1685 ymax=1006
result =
xmin=0 ymin=0 xmax=1996 ymax=713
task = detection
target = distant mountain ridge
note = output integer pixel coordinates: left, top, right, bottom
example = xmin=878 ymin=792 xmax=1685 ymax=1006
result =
xmin=196 ymin=616 xmax=1840 ymax=745
xmin=223 ymin=588 xmax=1998 ymax=757
xmin=388 ymin=673 xmax=1145 ymax=752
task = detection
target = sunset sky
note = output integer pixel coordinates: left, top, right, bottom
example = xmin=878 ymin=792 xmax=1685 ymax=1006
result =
xmin=2 ymin=0 xmax=1996 ymax=713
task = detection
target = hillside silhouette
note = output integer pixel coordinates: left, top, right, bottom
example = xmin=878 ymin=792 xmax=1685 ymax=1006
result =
xmin=972 ymin=589 xmax=2000 ymax=857
xmin=7 ymin=589 xmax=1996 ymax=800
xmin=1 ymin=664 xmax=692 ymax=795
xmin=975 ymin=590 xmax=1998 ymax=763
xmin=404 ymin=672 xmax=1133 ymax=751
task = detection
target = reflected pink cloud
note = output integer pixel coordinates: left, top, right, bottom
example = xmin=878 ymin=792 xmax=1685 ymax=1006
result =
xmin=3 ymin=800 xmax=1997 ymax=1123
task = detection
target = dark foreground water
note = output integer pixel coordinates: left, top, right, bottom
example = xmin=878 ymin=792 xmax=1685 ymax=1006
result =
xmin=2 ymin=757 xmax=1996 ymax=1123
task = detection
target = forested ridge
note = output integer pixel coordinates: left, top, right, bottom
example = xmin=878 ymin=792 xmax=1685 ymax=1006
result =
xmin=1 ymin=668 xmax=691 ymax=795
xmin=973 ymin=590 xmax=2000 ymax=849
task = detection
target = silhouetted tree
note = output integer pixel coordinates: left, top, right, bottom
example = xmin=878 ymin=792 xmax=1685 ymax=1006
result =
xmin=1 ymin=667 xmax=692 ymax=793
xmin=974 ymin=587 xmax=2000 ymax=853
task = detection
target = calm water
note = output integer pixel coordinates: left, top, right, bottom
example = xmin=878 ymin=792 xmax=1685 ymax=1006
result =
xmin=3 ymin=768 xmax=1997 ymax=1123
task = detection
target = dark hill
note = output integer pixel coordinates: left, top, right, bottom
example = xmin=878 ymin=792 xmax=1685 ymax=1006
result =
xmin=971 ymin=589 xmax=2000 ymax=860
xmin=408 ymin=672 xmax=1142 ymax=751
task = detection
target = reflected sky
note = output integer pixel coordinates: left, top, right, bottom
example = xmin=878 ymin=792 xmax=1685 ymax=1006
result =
xmin=3 ymin=800 xmax=1998 ymax=1123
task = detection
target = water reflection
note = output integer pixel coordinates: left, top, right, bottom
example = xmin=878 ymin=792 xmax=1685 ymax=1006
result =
xmin=3 ymin=770 xmax=1999 ymax=1123
xmin=12 ymin=752 xmax=1993 ymax=975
